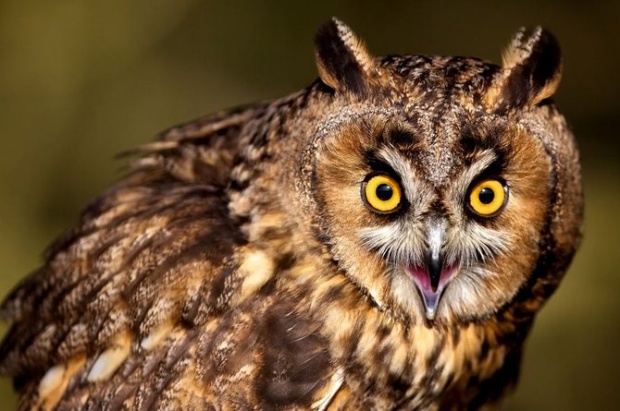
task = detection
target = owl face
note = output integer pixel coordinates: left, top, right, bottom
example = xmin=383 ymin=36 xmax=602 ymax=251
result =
xmin=307 ymin=20 xmax=567 ymax=324
xmin=313 ymin=108 xmax=551 ymax=322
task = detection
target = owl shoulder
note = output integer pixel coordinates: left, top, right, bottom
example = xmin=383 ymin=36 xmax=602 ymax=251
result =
xmin=0 ymin=103 xmax=268 ymax=386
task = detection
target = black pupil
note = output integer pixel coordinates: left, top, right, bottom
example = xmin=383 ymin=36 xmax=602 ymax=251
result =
xmin=376 ymin=184 xmax=393 ymax=201
xmin=478 ymin=187 xmax=495 ymax=204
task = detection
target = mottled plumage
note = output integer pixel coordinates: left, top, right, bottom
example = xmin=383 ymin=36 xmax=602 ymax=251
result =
xmin=1 ymin=19 xmax=582 ymax=410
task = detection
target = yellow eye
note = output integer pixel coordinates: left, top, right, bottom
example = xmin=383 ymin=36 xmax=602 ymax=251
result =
xmin=362 ymin=174 xmax=402 ymax=213
xmin=468 ymin=179 xmax=507 ymax=217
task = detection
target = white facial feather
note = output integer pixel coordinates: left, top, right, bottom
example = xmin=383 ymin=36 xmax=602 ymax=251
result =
xmin=358 ymin=222 xmax=425 ymax=266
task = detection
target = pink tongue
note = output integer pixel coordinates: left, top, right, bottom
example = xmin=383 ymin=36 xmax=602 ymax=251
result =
xmin=408 ymin=266 xmax=433 ymax=291
xmin=407 ymin=264 xmax=457 ymax=293
xmin=406 ymin=264 xmax=458 ymax=319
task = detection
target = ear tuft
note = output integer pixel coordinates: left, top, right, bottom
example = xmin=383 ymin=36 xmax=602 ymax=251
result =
xmin=314 ymin=18 xmax=375 ymax=95
xmin=488 ymin=27 xmax=562 ymax=110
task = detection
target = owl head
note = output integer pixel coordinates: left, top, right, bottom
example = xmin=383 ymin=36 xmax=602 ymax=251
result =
xmin=298 ymin=19 xmax=582 ymax=324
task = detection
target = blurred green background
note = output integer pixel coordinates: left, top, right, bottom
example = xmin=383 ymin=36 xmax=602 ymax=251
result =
xmin=0 ymin=1 xmax=618 ymax=409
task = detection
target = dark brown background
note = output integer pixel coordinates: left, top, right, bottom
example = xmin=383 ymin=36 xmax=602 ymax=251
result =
xmin=1 ymin=1 xmax=618 ymax=409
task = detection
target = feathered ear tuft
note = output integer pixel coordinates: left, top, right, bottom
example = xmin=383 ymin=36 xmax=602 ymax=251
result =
xmin=486 ymin=27 xmax=562 ymax=111
xmin=314 ymin=18 xmax=375 ymax=96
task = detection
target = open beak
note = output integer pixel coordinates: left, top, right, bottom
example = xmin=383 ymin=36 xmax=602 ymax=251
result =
xmin=407 ymin=220 xmax=458 ymax=320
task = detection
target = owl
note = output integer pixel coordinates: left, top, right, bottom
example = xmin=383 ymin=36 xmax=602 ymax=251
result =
xmin=0 ymin=18 xmax=582 ymax=410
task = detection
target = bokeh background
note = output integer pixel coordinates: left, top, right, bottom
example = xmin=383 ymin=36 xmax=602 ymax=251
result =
xmin=0 ymin=1 xmax=618 ymax=409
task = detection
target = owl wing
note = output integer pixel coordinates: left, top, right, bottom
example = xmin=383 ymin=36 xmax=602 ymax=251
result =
xmin=0 ymin=102 xmax=335 ymax=410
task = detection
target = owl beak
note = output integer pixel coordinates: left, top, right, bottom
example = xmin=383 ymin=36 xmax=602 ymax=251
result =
xmin=407 ymin=220 xmax=458 ymax=320
xmin=427 ymin=241 xmax=443 ymax=293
